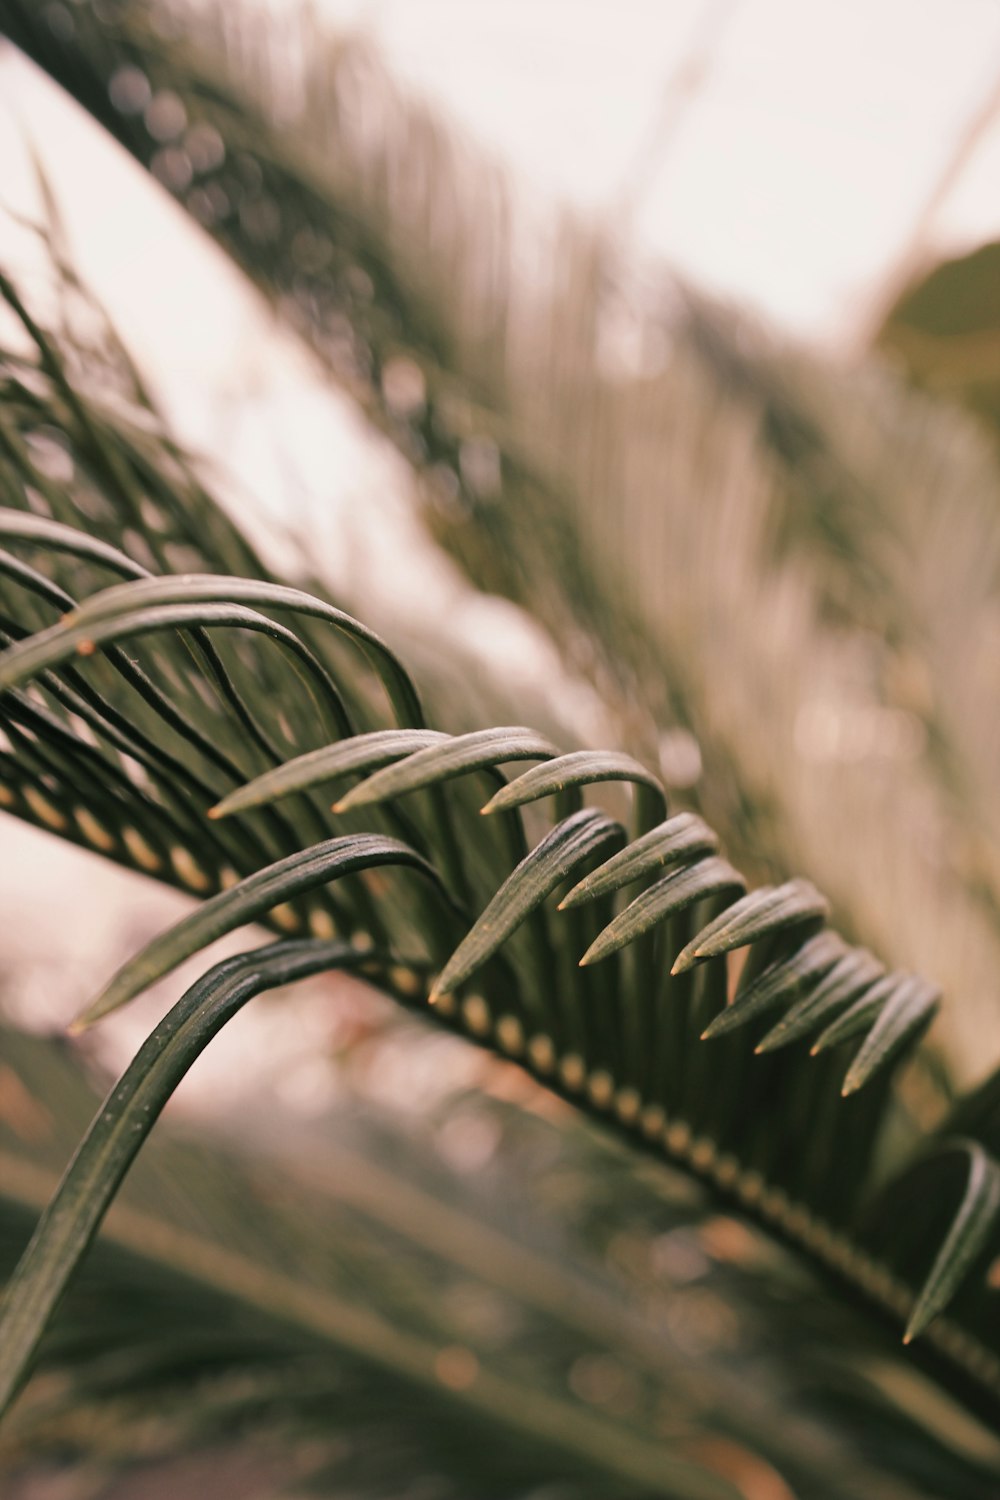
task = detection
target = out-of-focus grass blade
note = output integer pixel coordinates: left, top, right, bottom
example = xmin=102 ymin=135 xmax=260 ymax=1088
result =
xmin=903 ymin=1141 xmax=1000 ymax=1344
xmin=700 ymin=931 xmax=845 ymax=1041
xmin=0 ymin=939 xmax=364 ymax=1417
xmin=481 ymin=750 xmax=667 ymax=826
xmin=672 ymin=880 xmax=829 ymax=974
xmin=75 ymin=834 xmax=439 ymax=1027
xmin=64 ymin=575 xmax=423 ymax=726
xmin=579 ymin=857 xmax=745 ymax=967
xmin=841 ymin=979 xmax=941 ymax=1095
xmin=557 ymin=812 xmax=717 ymax=910
xmin=430 ymin=810 xmax=625 ymax=1000
xmin=0 ymin=506 xmax=148 ymax=578
xmin=754 ymin=950 xmax=885 ymax=1053
xmin=333 ymin=727 xmax=559 ymax=812
xmin=210 ymin=730 xmax=450 ymax=818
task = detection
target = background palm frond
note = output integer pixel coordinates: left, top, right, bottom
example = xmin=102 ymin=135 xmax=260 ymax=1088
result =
xmin=1 ymin=274 xmax=1000 ymax=1449
xmin=6 ymin=1014 xmax=1000 ymax=1500
xmin=5 ymin=6 xmax=1000 ymax=1494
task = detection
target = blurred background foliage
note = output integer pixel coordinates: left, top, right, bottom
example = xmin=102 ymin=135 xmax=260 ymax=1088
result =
xmin=5 ymin=1 xmax=1000 ymax=1496
xmin=878 ymin=240 xmax=1000 ymax=435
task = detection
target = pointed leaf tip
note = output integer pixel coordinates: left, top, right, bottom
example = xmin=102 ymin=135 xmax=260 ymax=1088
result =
xmin=214 ymin=732 xmax=452 ymax=820
xmin=754 ymin=949 xmax=885 ymax=1054
xmin=435 ymin=810 xmax=624 ymax=995
xmin=76 ymin=835 xmax=434 ymax=1024
xmin=558 ymin=814 xmax=717 ymax=910
xmin=701 ymin=932 xmax=844 ymax=1040
xmin=672 ymin=880 xmax=829 ymax=974
xmin=581 ymin=857 xmax=745 ymax=967
xmin=900 ymin=1141 xmax=1000 ymax=1344
xmin=480 ymin=750 xmax=665 ymax=819
xmin=334 ymin=727 xmax=558 ymax=814
xmin=839 ymin=978 xmax=939 ymax=1095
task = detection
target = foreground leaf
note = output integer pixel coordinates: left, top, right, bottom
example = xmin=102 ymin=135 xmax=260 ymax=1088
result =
xmin=333 ymin=727 xmax=559 ymax=812
xmin=75 ymin=835 xmax=439 ymax=1026
xmin=210 ymin=729 xmax=450 ymax=818
xmin=431 ymin=809 xmax=625 ymax=1001
xmin=481 ymin=750 xmax=667 ymax=825
xmin=672 ymin=880 xmax=829 ymax=974
xmin=558 ymin=813 xmax=718 ymax=909
xmin=0 ymin=939 xmax=364 ymax=1414
xmin=904 ymin=1143 xmax=1000 ymax=1344
xmin=580 ymin=857 xmax=745 ymax=967
xmin=65 ymin=574 xmax=424 ymax=727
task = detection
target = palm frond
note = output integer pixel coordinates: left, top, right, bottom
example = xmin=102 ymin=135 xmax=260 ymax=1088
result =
xmin=0 ymin=266 xmax=994 ymax=1437
xmin=8 ymin=0 xmax=1000 ymax=1083
xmin=3 ymin=475 xmax=1000 ymax=1438
xmin=3 ymin=18 xmax=1000 ymax=1481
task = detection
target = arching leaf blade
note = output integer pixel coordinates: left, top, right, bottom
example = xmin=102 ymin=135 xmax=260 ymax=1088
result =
xmin=74 ymin=834 xmax=438 ymax=1027
xmin=558 ymin=812 xmax=717 ymax=910
xmin=0 ymin=938 xmax=366 ymax=1417
xmin=0 ymin=505 xmax=148 ymax=579
xmin=333 ymin=727 xmax=560 ymax=813
xmin=210 ymin=729 xmax=450 ymax=818
xmin=480 ymin=751 xmax=666 ymax=824
xmin=579 ymin=857 xmax=745 ymax=967
xmin=65 ymin=573 xmax=424 ymax=726
xmin=904 ymin=1141 xmax=1000 ymax=1344
xmin=672 ymin=880 xmax=829 ymax=974
xmin=431 ymin=809 xmax=625 ymax=1000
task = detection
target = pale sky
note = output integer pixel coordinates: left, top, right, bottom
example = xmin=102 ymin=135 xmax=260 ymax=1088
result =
xmin=309 ymin=0 xmax=1000 ymax=341
xmin=4 ymin=0 xmax=1000 ymax=345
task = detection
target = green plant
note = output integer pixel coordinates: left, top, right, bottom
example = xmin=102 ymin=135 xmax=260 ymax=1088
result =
xmin=5 ymin=4 xmax=1000 ymax=1496
xmin=1 ymin=266 xmax=1000 ymax=1496
xmin=10 ymin=0 xmax=1000 ymax=1083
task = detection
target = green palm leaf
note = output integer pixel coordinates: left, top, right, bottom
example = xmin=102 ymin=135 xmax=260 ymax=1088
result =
xmin=11 ymin=0 xmax=1000 ymax=1089
xmin=1 ymin=34 xmax=1000 ymax=1486
xmin=3 ymin=485 xmax=1000 ymax=1429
